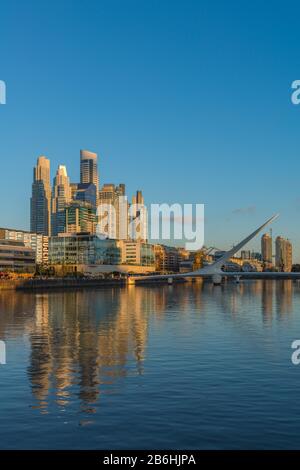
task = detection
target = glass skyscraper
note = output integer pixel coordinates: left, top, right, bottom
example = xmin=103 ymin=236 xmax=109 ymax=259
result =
xmin=30 ymin=156 xmax=51 ymax=236
xmin=80 ymin=150 xmax=99 ymax=191
xmin=51 ymin=165 xmax=72 ymax=236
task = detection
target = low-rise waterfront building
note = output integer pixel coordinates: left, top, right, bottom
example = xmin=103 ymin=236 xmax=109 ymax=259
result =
xmin=242 ymin=261 xmax=263 ymax=272
xmin=0 ymin=227 xmax=48 ymax=265
xmin=119 ymin=240 xmax=155 ymax=267
xmin=251 ymin=251 xmax=262 ymax=261
xmin=49 ymin=233 xmax=155 ymax=275
xmin=0 ymin=239 xmax=35 ymax=273
xmin=154 ymin=244 xmax=180 ymax=273
xmin=49 ymin=233 xmax=120 ymax=266
xmin=189 ymin=250 xmax=204 ymax=270
xmin=241 ymin=250 xmax=251 ymax=260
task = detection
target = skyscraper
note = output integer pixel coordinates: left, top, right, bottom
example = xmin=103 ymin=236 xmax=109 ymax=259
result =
xmin=51 ymin=165 xmax=72 ymax=235
xmin=98 ymin=183 xmax=128 ymax=239
xmin=80 ymin=150 xmax=99 ymax=191
xmin=261 ymin=233 xmax=273 ymax=267
xmin=65 ymin=201 xmax=96 ymax=234
xmin=30 ymin=156 xmax=51 ymax=236
xmin=73 ymin=183 xmax=97 ymax=208
xmin=286 ymin=239 xmax=293 ymax=272
xmin=275 ymin=236 xmax=293 ymax=272
xmin=129 ymin=190 xmax=148 ymax=241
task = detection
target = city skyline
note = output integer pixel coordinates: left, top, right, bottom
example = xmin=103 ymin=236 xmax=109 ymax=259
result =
xmin=5 ymin=149 xmax=298 ymax=265
xmin=25 ymin=149 xmax=293 ymax=276
xmin=1 ymin=1 xmax=300 ymax=259
xmin=28 ymin=151 xmax=294 ymax=258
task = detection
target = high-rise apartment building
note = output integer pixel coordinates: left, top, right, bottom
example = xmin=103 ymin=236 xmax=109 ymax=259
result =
xmin=30 ymin=156 xmax=51 ymax=236
xmin=98 ymin=183 xmax=128 ymax=239
xmin=261 ymin=233 xmax=273 ymax=267
xmin=80 ymin=150 xmax=99 ymax=191
xmin=51 ymin=165 xmax=72 ymax=235
xmin=275 ymin=236 xmax=293 ymax=272
xmin=286 ymin=240 xmax=293 ymax=272
xmin=129 ymin=190 xmax=148 ymax=241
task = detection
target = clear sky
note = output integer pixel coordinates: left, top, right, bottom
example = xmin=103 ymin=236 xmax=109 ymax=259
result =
xmin=1 ymin=0 xmax=300 ymax=258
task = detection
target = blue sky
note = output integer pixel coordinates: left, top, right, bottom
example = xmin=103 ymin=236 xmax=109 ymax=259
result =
xmin=1 ymin=0 xmax=300 ymax=258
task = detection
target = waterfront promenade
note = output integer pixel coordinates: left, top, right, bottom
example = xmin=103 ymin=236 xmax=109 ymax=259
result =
xmin=1 ymin=273 xmax=300 ymax=291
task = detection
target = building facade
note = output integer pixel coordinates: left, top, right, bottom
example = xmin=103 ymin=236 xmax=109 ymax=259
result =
xmin=98 ymin=183 xmax=128 ymax=239
xmin=154 ymin=244 xmax=180 ymax=273
xmin=80 ymin=150 xmax=99 ymax=192
xmin=241 ymin=250 xmax=251 ymax=260
xmin=73 ymin=182 xmax=97 ymax=208
xmin=0 ymin=227 xmax=49 ymax=265
xmin=261 ymin=233 xmax=273 ymax=267
xmin=49 ymin=233 xmax=121 ymax=267
xmin=129 ymin=190 xmax=148 ymax=241
xmin=65 ymin=201 xmax=96 ymax=234
xmin=0 ymin=239 xmax=35 ymax=273
xmin=275 ymin=236 xmax=293 ymax=272
xmin=30 ymin=156 xmax=51 ymax=236
xmin=119 ymin=240 xmax=155 ymax=267
xmin=49 ymin=234 xmax=155 ymax=274
xmin=51 ymin=165 xmax=72 ymax=236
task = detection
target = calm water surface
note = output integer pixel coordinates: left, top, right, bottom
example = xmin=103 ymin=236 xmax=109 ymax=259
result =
xmin=0 ymin=280 xmax=300 ymax=449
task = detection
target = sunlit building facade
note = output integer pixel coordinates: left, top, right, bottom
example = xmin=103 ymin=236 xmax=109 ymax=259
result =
xmin=0 ymin=239 xmax=35 ymax=273
xmin=119 ymin=240 xmax=155 ymax=267
xmin=30 ymin=156 xmax=51 ymax=236
xmin=51 ymin=165 xmax=72 ymax=236
xmin=80 ymin=150 xmax=99 ymax=192
xmin=0 ymin=227 xmax=48 ymax=265
xmin=261 ymin=233 xmax=273 ymax=267
xmin=275 ymin=236 xmax=293 ymax=272
xmin=49 ymin=234 xmax=121 ymax=268
xmin=154 ymin=244 xmax=180 ymax=273
xmin=129 ymin=190 xmax=148 ymax=241
xmin=73 ymin=182 xmax=97 ymax=208
xmin=98 ymin=183 xmax=128 ymax=239
xmin=49 ymin=234 xmax=155 ymax=274
xmin=65 ymin=202 xmax=96 ymax=234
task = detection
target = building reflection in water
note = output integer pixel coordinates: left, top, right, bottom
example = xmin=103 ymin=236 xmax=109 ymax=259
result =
xmin=276 ymin=280 xmax=293 ymax=320
xmin=0 ymin=279 xmax=295 ymax=417
xmin=27 ymin=287 xmax=153 ymax=414
xmin=261 ymin=281 xmax=274 ymax=325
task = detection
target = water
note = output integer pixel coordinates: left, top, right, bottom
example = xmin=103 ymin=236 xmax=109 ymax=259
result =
xmin=0 ymin=280 xmax=300 ymax=449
